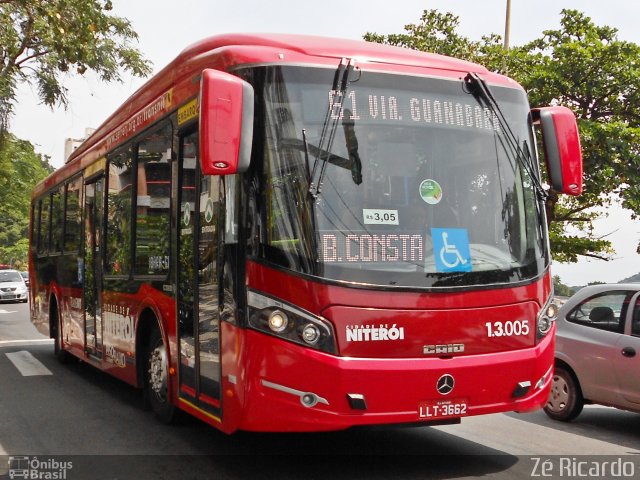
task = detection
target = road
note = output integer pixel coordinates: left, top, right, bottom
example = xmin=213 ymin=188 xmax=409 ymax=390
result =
xmin=1 ymin=301 xmax=639 ymax=479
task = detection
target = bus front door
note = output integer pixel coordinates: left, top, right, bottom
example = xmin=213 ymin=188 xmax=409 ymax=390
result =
xmin=83 ymin=177 xmax=104 ymax=358
xmin=176 ymin=130 xmax=222 ymax=419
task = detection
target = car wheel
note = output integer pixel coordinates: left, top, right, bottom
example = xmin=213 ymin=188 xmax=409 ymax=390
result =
xmin=544 ymin=366 xmax=584 ymax=421
xmin=145 ymin=327 xmax=176 ymax=423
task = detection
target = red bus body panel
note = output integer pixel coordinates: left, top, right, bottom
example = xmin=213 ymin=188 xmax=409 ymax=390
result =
xmin=234 ymin=261 xmax=553 ymax=431
xmin=239 ymin=328 xmax=553 ymax=431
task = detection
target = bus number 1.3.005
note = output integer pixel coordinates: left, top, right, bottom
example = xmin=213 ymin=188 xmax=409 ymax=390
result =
xmin=485 ymin=320 xmax=530 ymax=338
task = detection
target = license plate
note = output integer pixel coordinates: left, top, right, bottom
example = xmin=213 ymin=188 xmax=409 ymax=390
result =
xmin=418 ymin=398 xmax=468 ymax=420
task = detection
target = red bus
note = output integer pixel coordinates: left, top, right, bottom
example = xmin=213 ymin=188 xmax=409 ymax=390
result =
xmin=29 ymin=34 xmax=582 ymax=433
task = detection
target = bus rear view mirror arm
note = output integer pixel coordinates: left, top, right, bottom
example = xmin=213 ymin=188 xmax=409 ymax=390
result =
xmin=200 ymin=69 xmax=254 ymax=175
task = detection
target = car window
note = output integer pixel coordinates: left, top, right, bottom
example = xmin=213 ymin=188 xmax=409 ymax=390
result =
xmin=0 ymin=271 xmax=23 ymax=283
xmin=632 ymin=299 xmax=640 ymax=337
xmin=566 ymin=291 xmax=634 ymax=334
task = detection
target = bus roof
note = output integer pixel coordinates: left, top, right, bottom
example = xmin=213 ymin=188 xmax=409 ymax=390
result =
xmin=175 ymin=33 xmax=486 ymax=72
xmin=37 ymin=33 xmax=513 ymax=195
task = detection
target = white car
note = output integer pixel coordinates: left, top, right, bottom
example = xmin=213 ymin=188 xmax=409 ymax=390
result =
xmin=0 ymin=269 xmax=29 ymax=303
xmin=545 ymin=284 xmax=640 ymax=421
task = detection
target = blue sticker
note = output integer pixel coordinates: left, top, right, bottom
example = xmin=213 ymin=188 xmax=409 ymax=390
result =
xmin=432 ymin=228 xmax=472 ymax=272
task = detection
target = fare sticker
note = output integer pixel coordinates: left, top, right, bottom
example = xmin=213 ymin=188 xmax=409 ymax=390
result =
xmin=419 ymin=179 xmax=442 ymax=205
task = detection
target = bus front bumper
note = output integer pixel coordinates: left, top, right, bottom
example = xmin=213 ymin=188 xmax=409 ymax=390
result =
xmin=238 ymin=329 xmax=554 ymax=432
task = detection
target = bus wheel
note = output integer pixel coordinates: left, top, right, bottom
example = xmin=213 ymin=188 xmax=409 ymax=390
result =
xmin=52 ymin=301 xmax=73 ymax=364
xmin=146 ymin=327 xmax=176 ymax=423
xmin=544 ymin=366 xmax=584 ymax=422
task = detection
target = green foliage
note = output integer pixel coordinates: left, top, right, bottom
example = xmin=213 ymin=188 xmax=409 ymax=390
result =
xmin=0 ymin=1 xmax=151 ymax=264
xmin=0 ymin=0 xmax=152 ymax=129
xmin=553 ymin=275 xmax=574 ymax=296
xmin=364 ymin=10 xmax=516 ymax=75
xmin=364 ymin=10 xmax=483 ymax=59
xmin=0 ymin=133 xmax=53 ymax=265
xmin=365 ymin=9 xmax=640 ymax=262
xmin=514 ymin=10 xmax=640 ymax=261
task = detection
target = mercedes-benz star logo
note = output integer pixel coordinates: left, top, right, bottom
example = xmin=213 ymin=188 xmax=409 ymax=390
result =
xmin=436 ymin=374 xmax=455 ymax=395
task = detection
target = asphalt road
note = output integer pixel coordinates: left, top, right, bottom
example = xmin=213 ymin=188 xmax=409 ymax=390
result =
xmin=1 ymin=301 xmax=638 ymax=479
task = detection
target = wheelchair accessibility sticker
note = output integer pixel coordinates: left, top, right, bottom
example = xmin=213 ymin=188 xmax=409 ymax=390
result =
xmin=432 ymin=228 xmax=472 ymax=272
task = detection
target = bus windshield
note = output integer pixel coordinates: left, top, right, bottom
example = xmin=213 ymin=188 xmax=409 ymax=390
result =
xmin=249 ymin=65 xmax=547 ymax=288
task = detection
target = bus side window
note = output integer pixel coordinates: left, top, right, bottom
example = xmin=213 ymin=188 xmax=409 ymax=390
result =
xmin=64 ymin=176 xmax=82 ymax=252
xmin=106 ymin=147 xmax=134 ymax=276
xmin=38 ymin=195 xmax=51 ymax=255
xmin=135 ymin=123 xmax=172 ymax=276
xmin=34 ymin=199 xmax=42 ymax=254
xmin=51 ymin=187 xmax=64 ymax=253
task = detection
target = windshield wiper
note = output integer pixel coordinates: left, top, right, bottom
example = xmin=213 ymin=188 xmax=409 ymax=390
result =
xmin=283 ymin=109 xmax=361 ymax=185
xmin=308 ymin=58 xmax=355 ymax=197
xmin=464 ymin=72 xmax=547 ymax=201
xmin=342 ymin=108 xmax=362 ymax=185
xmin=280 ymin=137 xmax=352 ymax=170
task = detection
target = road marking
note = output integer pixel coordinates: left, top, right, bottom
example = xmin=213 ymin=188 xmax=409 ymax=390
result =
xmin=0 ymin=339 xmax=53 ymax=346
xmin=434 ymin=410 xmax=640 ymax=455
xmin=0 ymin=308 xmax=18 ymax=314
xmin=5 ymin=351 xmax=53 ymax=376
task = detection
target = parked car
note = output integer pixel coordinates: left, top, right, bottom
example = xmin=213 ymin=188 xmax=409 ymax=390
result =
xmin=544 ymin=284 xmax=640 ymax=421
xmin=0 ymin=269 xmax=28 ymax=303
xmin=20 ymin=271 xmax=29 ymax=287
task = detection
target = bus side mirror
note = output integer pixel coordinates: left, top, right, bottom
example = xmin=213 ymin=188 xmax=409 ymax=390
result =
xmin=532 ymin=106 xmax=583 ymax=196
xmin=200 ymin=69 xmax=254 ymax=175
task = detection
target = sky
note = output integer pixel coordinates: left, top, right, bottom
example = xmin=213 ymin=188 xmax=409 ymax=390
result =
xmin=10 ymin=0 xmax=640 ymax=286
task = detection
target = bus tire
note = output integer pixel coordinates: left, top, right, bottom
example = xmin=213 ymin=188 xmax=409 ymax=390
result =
xmin=544 ymin=366 xmax=584 ymax=422
xmin=145 ymin=327 xmax=176 ymax=424
xmin=52 ymin=300 xmax=73 ymax=364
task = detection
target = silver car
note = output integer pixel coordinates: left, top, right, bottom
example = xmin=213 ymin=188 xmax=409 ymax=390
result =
xmin=0 ymin=269 xmax=28 ymax=303
xmin=545 ymin=284 xmax=640 ymax=421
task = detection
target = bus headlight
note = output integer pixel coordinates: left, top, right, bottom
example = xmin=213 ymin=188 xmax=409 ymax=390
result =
xmin=268 ymin=310 xmax=288 ymax=333
xmin=301 ymin=323 xmax=321 ymax=345
xmin=536 ymin=297 xmax=558 ymax=343
xmin=248 ymin=290 xmax=337 ymax=354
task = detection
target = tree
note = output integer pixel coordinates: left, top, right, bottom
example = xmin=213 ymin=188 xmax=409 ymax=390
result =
xmin=364 ymin=10 xmax=511 ymax=78
xmin=553 ymin=275 xmax=574 ymax=297
xmin=0 ymin=0 xmax=152 ymax=131
xmin=365 ymin=10 xmax=486 ymax=59
xmin=511 ymin=10 xmax=640 ymax=262
xmin=0 ymin=133 xmax=53 ymax=265
xmin=365 ymin=9 xmax=640 ymax=263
